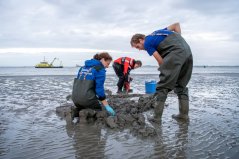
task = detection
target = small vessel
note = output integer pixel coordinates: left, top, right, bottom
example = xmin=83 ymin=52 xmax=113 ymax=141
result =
xmin=35 ymin=57 xmax=63 ymax=68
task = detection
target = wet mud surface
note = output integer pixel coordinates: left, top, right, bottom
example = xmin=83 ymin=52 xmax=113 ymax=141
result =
xmin=0 ymin=73 xmax=239 ymax=158
xmin=56 ymin=93 xmax=157 ymax=137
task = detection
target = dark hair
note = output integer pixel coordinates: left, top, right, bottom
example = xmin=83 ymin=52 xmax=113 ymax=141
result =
xmin=135 ymin=60 xmax=142 ymax=67
xmin=93 ymin=52 xmax=112 ymax=61
xmin=130 ymin=34 xmax=145 ymax=46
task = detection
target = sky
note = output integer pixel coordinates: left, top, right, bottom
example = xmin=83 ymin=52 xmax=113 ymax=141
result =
xmin=0 ymin=0 xmax=239 ymax=66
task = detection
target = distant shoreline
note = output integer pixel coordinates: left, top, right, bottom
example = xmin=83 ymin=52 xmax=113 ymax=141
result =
xmin=0 ymin=65 xmax=239 ymax=68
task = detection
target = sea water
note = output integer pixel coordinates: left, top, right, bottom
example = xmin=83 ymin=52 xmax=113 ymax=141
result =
xmin=0 ymin=66 xmax=239 ymax=76
xmin=0 ymin=66 xmax=239 ymax=158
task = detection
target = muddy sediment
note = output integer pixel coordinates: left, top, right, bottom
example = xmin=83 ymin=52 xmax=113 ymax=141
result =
xmin=56 ymin=92 xmax=158 ymax=137
xmin=1 ymin=72 xmax=239 ymax=158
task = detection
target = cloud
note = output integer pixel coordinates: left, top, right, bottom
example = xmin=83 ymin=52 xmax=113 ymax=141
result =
xmin=0 ymin=0 xmax=239 ymax=66
xmin=173 ymin=0 xmax=239 ymax=15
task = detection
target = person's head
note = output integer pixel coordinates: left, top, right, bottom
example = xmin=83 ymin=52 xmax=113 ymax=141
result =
xmin=134 ymin=60 xmax=142 ymax=69
xmin=93 ymin=52 xmax=112 ymax=68
xmin=130 ymin=34 xmax=145 ymax=50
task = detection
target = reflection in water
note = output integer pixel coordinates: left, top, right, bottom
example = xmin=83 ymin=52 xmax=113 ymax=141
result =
xmin=175 ymin=120 xmax=189 ymax=158
xmin=152 ymin=120 xmax=189 ymax=158
xmin=151 ymin=122 xmax=167 ymax=158
xmin=64 ymin=116 xmax=106 ymax=159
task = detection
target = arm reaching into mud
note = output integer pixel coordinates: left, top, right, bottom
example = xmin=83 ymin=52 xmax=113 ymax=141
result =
xmin=167 ymin=22 xmax=181 ymax=34
xmin=101 ymin=99 xmax=115 ymax=116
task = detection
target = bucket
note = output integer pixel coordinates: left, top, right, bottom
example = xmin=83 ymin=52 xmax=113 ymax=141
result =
xmin=145 ymin=80 xmax=157 ymax=94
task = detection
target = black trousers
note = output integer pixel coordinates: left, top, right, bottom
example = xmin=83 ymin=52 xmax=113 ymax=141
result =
xmin=113 ymin=62 xmax=127 ymax=90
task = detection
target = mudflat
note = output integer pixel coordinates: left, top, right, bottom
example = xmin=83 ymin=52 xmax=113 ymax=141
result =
xmin=0 ymin=72 xmax=239 ymax=158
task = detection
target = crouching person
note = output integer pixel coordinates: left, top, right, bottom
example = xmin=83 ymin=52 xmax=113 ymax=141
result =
xmin=113 ymin=57 xmax=142 ymax=94
xmin=71 ymin=52 xmax=115 ymax=122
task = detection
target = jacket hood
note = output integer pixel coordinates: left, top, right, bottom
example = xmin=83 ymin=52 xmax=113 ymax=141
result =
xmin=85 ymin=59 xmax=103 ymax=67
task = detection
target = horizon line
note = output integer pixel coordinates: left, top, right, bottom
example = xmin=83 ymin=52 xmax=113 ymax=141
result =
xmin=0 ymin=65 xmax=238 ymax=67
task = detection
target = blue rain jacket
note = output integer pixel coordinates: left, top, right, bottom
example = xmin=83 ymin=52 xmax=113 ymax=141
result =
xmin=77 ymin=59 xmax=106 ymax=101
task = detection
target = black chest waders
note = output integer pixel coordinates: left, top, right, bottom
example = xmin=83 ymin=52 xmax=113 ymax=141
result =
xmin=150 ymin=32 xmax=193 ymax=121
xmin=72 ymin=67 xmax=102 ymax=111
xmin=112 ymin=62 xmax=124 ymax=92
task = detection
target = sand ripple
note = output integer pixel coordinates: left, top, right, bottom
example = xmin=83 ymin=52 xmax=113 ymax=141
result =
xmin=0 ymin=73 xmax=239 ymax=158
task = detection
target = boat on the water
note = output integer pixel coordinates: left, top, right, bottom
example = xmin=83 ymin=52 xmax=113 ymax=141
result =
xmin=35 ymin=57 xmax=63 ymax=68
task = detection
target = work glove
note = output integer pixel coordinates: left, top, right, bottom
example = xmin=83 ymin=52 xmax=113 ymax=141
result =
xmin=125 ymin=74 xmax=133 ymax=83
xmin=129 ymin=77 xmax=133 ymax=82
xmin=123 ymin=82 xmax=130 ymax=93
xmin=105 ymin=105 xmax=115 ymax=116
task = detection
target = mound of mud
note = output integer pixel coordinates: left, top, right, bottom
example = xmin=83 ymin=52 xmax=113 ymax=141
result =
xmin=56 ymin=91 xmax=158 ymax=137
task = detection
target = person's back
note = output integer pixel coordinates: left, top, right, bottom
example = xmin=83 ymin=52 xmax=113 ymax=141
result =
xmin=72 ymin=59 xmax=105 ymax=109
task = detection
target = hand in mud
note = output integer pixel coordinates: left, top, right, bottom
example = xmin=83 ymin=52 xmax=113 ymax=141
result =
xmin=105 ymin=105 xmax=115 ymax=116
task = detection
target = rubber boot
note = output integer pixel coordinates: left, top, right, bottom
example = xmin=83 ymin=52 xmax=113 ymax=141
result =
xmin=149 ymin=100 xmax=165 ymax=123
xmin=172 ymin=99 xmax=189 ymax=120
xmin=128 ymin=89 xmax=133 ymax=93
xmin=117 ymin=88 xmax=123 ymax=94
xmin=149 ymin=89 xmax=168 ymax=123
xmin=122 ymin=88 xmax=133 ymax=94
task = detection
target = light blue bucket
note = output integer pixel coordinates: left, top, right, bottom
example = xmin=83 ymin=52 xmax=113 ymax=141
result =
xmin=145 ymin=80 xmax=157 ymax=94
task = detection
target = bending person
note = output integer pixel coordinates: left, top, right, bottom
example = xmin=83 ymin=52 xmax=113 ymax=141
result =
xmin=113 ymin=57 xmax=142 ymax=93
xmin=131 ymin=22 xmax=193 ymax=121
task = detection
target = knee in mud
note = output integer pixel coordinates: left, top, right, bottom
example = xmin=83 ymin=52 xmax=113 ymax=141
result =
xmin=79 ymin=109 xmax=97 ymax=121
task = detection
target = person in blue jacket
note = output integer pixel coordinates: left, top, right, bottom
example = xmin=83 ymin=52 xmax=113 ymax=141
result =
xmin=71 ymin=52 xmax=115 ymax=120
xmin=130 ymin=22 xmax=193 ymax=121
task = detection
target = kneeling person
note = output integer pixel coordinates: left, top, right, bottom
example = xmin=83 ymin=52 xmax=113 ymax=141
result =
xmin=72 ymin=52 xmax=115 ymax=121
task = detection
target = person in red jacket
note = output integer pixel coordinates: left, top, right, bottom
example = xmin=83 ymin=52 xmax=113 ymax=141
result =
xmin=113 ymin=57 xmax=142 ymax=93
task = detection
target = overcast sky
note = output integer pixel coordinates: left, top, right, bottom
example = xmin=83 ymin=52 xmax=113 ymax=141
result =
xmin=0 ymin=0 xmax=239 ymax=66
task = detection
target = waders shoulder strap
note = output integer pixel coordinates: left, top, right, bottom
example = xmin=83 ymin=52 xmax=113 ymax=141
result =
xmin=77 ymin=67 xmax=83 ymax=79
xmin=149 ymin=33 xmax=169 ymax=36
xmin=77 ymin=67 xmax=93 ymax=80
xmin=77 ymin=65 xmax=103 ymax=80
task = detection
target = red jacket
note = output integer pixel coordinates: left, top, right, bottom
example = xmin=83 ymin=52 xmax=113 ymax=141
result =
xmin=114 ymin=57 xmax=135 ymax=75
